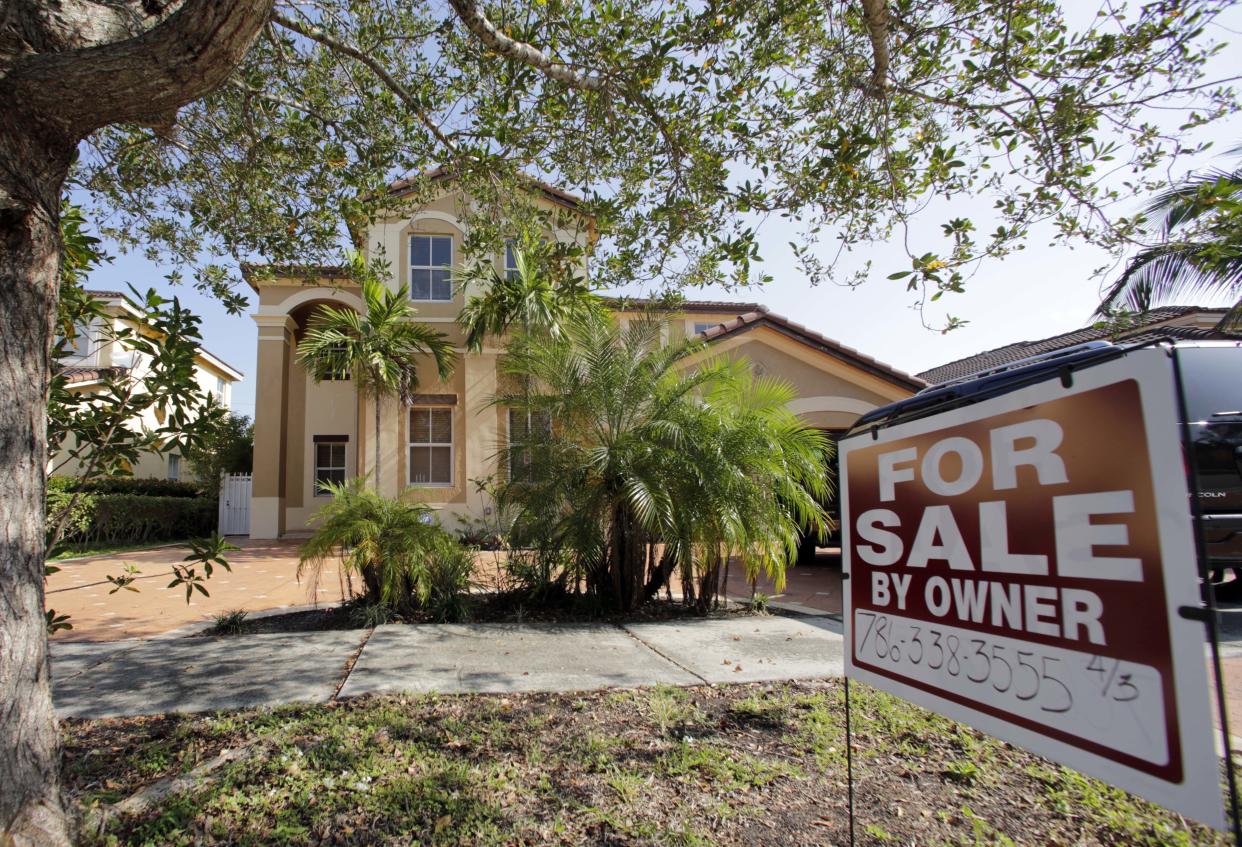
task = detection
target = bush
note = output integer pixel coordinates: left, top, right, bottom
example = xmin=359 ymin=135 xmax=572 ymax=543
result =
xmin=207 ymin=610 xmax=250 ymax=636
xmin=47 ymin=486 xmax=95 ymax=543
xmin=425 ymin=535 xmax=475 ymax=622
xmin=57 ymin=494 xmax=215 ymax=546
xmin=299 ymin=480 xmax=474 ymax=621
xmin=49 ymin=476 xmax=202 ymax=498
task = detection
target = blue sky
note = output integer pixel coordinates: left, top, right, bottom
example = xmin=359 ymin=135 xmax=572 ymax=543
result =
xmin=80 ymin=14 xmax=1242 ymax=421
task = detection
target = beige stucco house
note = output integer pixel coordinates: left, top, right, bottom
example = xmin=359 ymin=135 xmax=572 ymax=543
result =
xmin=55 ymin=289 xmax=245 ymax=481
xmin=245 ymin=177 xmax=924 ymax=538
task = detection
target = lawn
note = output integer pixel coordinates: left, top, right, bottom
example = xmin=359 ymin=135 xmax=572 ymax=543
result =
xmin=64 ymin=680 xmax=1226 ymax=846
xmin=49 ymin=540 xmax=186 ymax=561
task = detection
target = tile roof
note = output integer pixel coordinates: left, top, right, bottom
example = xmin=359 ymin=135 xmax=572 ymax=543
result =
xmin=83 ymin=289 xmax=129 ymax=300
xmin=603 ymin=297 xmax=767 ymax=314
xmin=699 ymin=310 xmax=927 ymax=392
xmin=917 ymin=307 xmax=1237 ymax=384
xmin=61 ymin=366 xmax=129 ymax=385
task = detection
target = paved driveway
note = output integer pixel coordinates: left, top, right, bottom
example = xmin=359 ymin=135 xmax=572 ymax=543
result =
xmin=46 ymin=537 xmax=344 ymax=641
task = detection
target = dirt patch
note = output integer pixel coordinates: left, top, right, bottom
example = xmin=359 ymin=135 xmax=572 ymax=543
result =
xmin=63 ymin=680 xmax=1230 ymax=846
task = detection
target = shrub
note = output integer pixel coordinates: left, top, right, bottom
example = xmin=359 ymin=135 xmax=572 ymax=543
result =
xmin=425 ymin=535 xmax=475 ymax=622
xmin=299 ymin=480 xmax=472 ymax=620
xmin=207 ymin=610 xmax=250 ymax=636
xmin=58 ymin=494 xmax=215 ymax=546
xmin=49 ymin=476 xmax=202 ymax=498
xmin=46 ymin=486 xmax=95 ymax=543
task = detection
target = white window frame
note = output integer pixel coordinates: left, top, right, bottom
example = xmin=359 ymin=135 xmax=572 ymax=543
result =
xmin=313 ymin=440 xmax=348 ymax=496
xmin=68 ymin=321 xmax=98 ymax=364
xmin=408 ymin=406 xmax=454 ymax=487
xmin=409 ymin=234 xmax=454 ymax=302
xmin=504 ymin=240 xmax=520 ymax=281
xmin=693 ymin=322 xmax=714 ymax=335
xmin=321 ymin=341 xmax=351 ymax=381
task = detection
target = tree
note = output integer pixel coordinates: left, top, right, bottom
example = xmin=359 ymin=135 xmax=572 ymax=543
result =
xmin=458 ymin=243 xmax=602 ymax=352
xmin=184 ymin=408 xmax=255 ymax=495
xmin=495 ymin=311 xmax=829 ymax=612
xmin=1096 ymin=144 xmax=1242 ymax=324
xmin=297 ymin=256 xmax=455 ymax=490
xmin=2 ymin=1 xmax=1238 ymax=840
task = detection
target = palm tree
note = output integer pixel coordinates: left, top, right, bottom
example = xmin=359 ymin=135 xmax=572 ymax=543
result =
xmin=494 ymin=310 xmax=829 ymax=612
xmin=298 ymin=255 xmax=455 ymax=490
xmin=457 ymin=244 xmax=601 ymax=351
xmin=1097 ymin=145 xmax=1242 ymax=324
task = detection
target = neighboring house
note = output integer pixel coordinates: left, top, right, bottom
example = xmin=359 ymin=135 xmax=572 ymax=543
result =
xmin=54 ymin=289 xmax=245 ymax=481
xmin=916 ymin=307 xmax=1240 ymax=385
xmin=244 ymin=176 xmax=924 ymax=538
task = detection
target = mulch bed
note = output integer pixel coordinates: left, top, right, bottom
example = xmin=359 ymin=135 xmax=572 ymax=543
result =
xmin=62 ymin=680 xmax=1229 ymax=846
xmin=194 ymin=595 xmax=764 ymax=637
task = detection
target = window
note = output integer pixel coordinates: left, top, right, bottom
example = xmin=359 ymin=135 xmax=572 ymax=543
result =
xmin=409 ymin=407 xmax=453 ymax=485
xmin=322 ymin=341 xmax=350 ymax=380
xmin=314 ymin=440 xmax=347 ymax=494
xmin=214 ymin=375 xmax=228 ymax=401
xmin=508 ymin=409 xmax=552 ymax=481
xmin=68 ymin=322 xmax=95 ymax=362
xmin=693 ymin=322 xmax=713 ymax=335
xmin=410 ymin=235 xmax=453 ymax=301
xmin=167 ymin=454 xmax=181 ymax=481
xmin=505 ymin=241 xmax=520 ymax=281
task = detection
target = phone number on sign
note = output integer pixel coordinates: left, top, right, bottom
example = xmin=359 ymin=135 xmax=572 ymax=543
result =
xmin=851 ymin=609 xmax=1169 ymax=765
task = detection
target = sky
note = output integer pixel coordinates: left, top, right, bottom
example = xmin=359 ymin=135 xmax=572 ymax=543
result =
xmin=79 ymin=10 xmax=1242 ymax=421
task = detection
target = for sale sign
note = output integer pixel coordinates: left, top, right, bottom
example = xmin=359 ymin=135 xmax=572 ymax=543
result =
xmin=840 ymin=347 xmax=1223 ymax=828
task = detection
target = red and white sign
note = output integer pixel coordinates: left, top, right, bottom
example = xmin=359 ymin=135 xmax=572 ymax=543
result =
xmin=840 ymin=347 xmax=1222 ymax=828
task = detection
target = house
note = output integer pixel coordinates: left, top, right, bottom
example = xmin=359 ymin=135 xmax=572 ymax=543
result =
xmin=55 ymin=289 xmax=245 ymax=481
xmin=917 ymin=307 xmax=1241 ymax=385
xmin=244 ymin=177 xmax=925 ymax=538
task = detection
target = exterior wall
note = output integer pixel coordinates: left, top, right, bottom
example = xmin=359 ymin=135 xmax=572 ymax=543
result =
xmin=247 ymin=185 xmax=916 ymax=537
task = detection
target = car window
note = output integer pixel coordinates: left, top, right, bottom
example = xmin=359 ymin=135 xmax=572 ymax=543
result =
xmin=1178 ymin=346 xmax=1242 ymax=422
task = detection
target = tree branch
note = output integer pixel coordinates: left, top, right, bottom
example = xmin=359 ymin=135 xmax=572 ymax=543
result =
xmin=269 ymin=11 xmax=459 ymax=154
xmin=0 ymin=0 xmax=274 ymax=136
xmin=446 ymin=0 xmax=606 ymax=92
xmin=859 ymin=0 xmax=889 ymax=95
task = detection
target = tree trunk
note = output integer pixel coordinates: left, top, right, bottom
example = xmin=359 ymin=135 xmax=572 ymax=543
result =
xmin=0 ymin=2 xmax=274 ymax=842
xmin=0 ymin=126 xmax=75 ymax=845
xmin=374 ymin=398 xmax=382 ymax=491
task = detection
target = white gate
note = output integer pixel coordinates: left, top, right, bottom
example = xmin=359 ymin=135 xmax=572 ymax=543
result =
xmin=218 ymin=473 xmax=252 ymax=536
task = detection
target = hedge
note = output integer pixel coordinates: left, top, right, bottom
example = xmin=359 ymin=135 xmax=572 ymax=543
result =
xmin=50 ymin=492 xmax=215 ymax=546
xmin=48 ymin=476 xmax=202 ymax=498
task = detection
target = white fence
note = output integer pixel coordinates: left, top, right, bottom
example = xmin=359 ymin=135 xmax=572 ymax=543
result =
xmin=218 ymin=473 xmax=252 ymax=536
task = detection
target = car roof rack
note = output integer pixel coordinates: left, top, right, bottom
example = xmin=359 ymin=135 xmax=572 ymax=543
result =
xmin=851 ymin=340 xmax=1130 ymax=435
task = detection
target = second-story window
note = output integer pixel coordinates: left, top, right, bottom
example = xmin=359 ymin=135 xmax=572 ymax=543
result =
xmin=410 ymin=235 xmax=453 ymax=301
xmin=68 ymin=322 xmax=96 ymax=363
xmin=505 ymin=241 xmax=520 ymax=281
xmin=322 ymin=341 xmax=351 ymax=381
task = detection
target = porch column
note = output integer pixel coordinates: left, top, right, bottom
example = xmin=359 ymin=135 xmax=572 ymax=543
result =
xmin=250 ymin=315 xmax=295 ymax=538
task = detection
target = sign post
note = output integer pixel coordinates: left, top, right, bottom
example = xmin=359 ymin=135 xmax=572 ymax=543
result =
xmin=840 ymin=346 xmax=1225 ymax=830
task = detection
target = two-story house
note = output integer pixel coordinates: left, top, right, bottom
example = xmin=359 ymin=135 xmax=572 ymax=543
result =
xmin=56 ymin=289 xmax=245 ymax=481
xmin=244 ymin=174 xmax=925 ymax=538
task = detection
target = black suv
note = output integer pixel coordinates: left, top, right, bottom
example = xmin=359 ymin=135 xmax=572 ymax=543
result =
xmin=849 ymin=339 xmax=1242 ymax=590
xmin=1178 ymin=344 xmax=1242 ymax=582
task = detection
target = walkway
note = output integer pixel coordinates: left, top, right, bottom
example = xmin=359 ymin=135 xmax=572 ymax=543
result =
xmin=47 ymin=538 xmax=345 ymax=641
xmin=51 ymin=614 xmax=845 ymax=719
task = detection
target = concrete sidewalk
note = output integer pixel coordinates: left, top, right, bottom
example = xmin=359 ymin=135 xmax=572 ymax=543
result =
xmin=52 ymin=614 xmax=846 ymax=719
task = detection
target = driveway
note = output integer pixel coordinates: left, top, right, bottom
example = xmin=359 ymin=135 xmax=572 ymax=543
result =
xmin=46 ymin=537 xmax=344 ymax=641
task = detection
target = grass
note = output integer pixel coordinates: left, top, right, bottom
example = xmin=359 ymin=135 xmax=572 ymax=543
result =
xmin=62 ymin=682 xmax=1231 ymax=846
xmin=49 ymin=539 xmax=186 ymax=561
